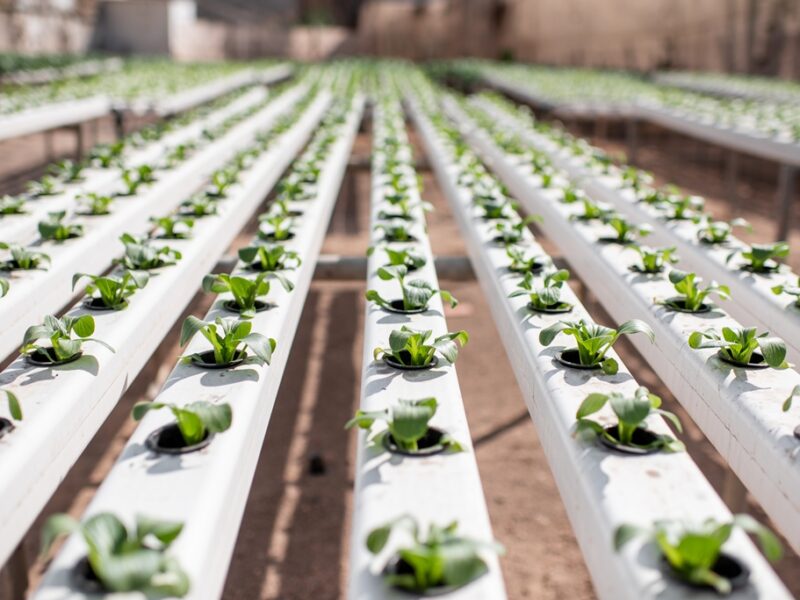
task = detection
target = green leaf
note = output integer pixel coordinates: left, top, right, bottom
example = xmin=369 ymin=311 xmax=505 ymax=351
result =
xmin=131 ymin=401 xmax=166 ymax=421
xmin=93 ymin=548 xmax=164 ymax=592
xmin=40 ymin=513 xmax=80 ymax=557
xmin=135 ymin=515 xmax=184 ymax=548
xmin=180 ymin=316 xmax=208 ymax=347
xmin=733 ymin=514 xmax=783 ymax=562
xmin=83 ymin=513 xmax=128 ymax=556
xmin=440 ymin=541 xmax=489 ymax=587
xmin=72 ymin=314 xmax=95 ymax=338
xmin=575 ymin=393 xmax=608 ymax=418
xmin=4 ymin=390 xmax=22 ymax=421
xmin=759 ymin=336 xmax=788 ymax=369
xmin=613 ymin=524 xmax=644 ymax=551
xmin=617 ymin=319 xmax=654 ymax=343
xmin=243 ymin=333 xmax=276 ymax=364
xmin=186 ymin=401 xmax=232 ymax=435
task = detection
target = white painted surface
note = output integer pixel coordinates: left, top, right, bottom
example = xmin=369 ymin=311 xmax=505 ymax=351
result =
xmin=0 ymin=90 xmax=331 ymax=570
xmin=409 ymin=95 xmax=793 ymax=600
xmin=348 ymin=99 xmax=506 ymax=600
xmin=0 ymin=86 xmax=306 ymax=366
xmin=32 ymin=95 xmax=364 ymax=600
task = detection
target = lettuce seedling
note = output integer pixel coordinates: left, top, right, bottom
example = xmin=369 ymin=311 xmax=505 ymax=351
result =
xmin=202 ymin=272 xmax=292 ymax=318
xmin=509 ymin=269 xmax=572 ymax=312
xmin=51 ymin=159 xmax=84 ymax=183
xmin=78 ymin=192 xmax=113 ymax=216
xmin=133 ymin=400 xmax=232 ymax=446
xmin=661 ymin=193 xmax=704 ymax=221
xmin=120 ymin=165 xmax=155 ymax=196
xmin=614 ymin=515 xmax=782 ymax=594
xmin=258 ymin=214 xmax=294 ymax=241
xmin=602 ymin=214 xmax=652 ymax=244
xmin=205 ymin=167 xmax=237 ymax=198
xmin=238 ymin=244 xmax=301 ymax=272
xmin=374 ymin=326 xmax=469 ymax=367
xmin=628 ymin=245 xmax=677 ymax=274
xmin=505 ymin=245 xmax=548 ymax=273
xmin=696 ymin=217 xmax=750 ymax=245
xmin=115 ymin=233 xmax=181 ymax=270
xmin=1 ymin=389 xmax=21 ymax=421
xmin=346 ymin=397 xmax=463 ymax=453
xmin=367 ymin=516 xmax=502 ymax=593
xmin=26 ymin=175 xmax=59 ymax=197
xmin=151 ymin=215 xmax=194 ymax=239
xmin=571 ymin=198 xmax=613 ymax=222
xmin=575 ymin=386 xmax=684 ymax=452
xmin=375 ymin=221 xmax=415 ymax=243
xmin=620 ymin=167 xmax=653 ymax=192
xmin=493 ymin=215 xmax=541 ymax=245
xmin=560 ymin=185 xmax=585 ymax=204
xmin=476 ymin=198 xmax=515 ymax=220
xmin=662 ymin=270 xmax=730 ymax=312
xmin=163 ymin=142 xmax=193 ymax=168
xmin=539 ymin=318 xmax=655 ymax=374
xmin=41 ymin=512 xmax=189 ymax=596
xmin=727 ymin=242 xmax=789 ymax=273
xmin=0 ymin=196 xmax=25 ymax=215
xmin=38 ymin=211 xmax=83 ymax=241
xmin=180 ymin=316 xmax=276 ymax=366
xmin=0 ymin=243 xmax=49 ymax=270
xmin=180 ymin=195 xmax=217 ymax=217
xmin=73 ymin=270 xmax=150 ymax=310
xmin=22 ymin=314 xmax=114 ymax=363
xmin=366 ymin=265 xmax=456 ymax=312
xmin=90 ymin=142 xmax=124 ymax=168
xmin=638 ymin=188 xmax=669 ymax=207
xmin=688 ymin=326 xmax=788 ymax=369
xmin=367 ymin=246 xmax=426 ymax=271
xmin=771 ymin=277 xmax=800 ymax=306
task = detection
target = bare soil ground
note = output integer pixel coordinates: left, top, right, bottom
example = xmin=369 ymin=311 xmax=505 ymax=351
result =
xmin=2 ymin=117 xmax=799 ymax=600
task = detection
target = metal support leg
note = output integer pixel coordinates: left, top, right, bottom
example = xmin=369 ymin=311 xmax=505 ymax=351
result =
xmin=44 ymin=129 xmax=55 ymax=162
xmin=7 ymin=541 xmax=28 ymax=599
xmin=113 ymin=109 xmax=125 ymax=140
xmin=74 ymin=123 xmax=84 ymax=160
xmin=725 ymin=150 xmax=739 ymax=214
xmin=626 ymin=118 xmax=638 ymax=164
xmin=776 ymin=164 xmax=797 ymax=241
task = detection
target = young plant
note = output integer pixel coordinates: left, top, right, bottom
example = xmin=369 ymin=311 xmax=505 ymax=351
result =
xmin=771 ymin=277 xmax=800 ymax=306
xmin=51 ymin=159 xmax=84 ymax=183
xmin=662 ymin=193 xmax=704 ymax=221
xmin=132 ymin=400 xmax=232 ymax=446
xmin=0 ymin=243 xmax=49 ymax=270
xmin=476 ymin=198 xmax=514 ymax=220
xmin=22 ymin=314 xmax=113 ymax=363
xmin=205 ymin=167 xmax=237 ymax=198
xmin=367 ymin=246 xmax=427 ymax=271
xmin=571 ymin=198 xmax=612 ymax=222
xmin=78 ymin=192 xmax=113 ymax=216
xmin=727 ymin=242 xmax=789 ymax=273
xmin=120 ymin=164 xmax=156 ymax=196
xmin=505 ymin=245 xmax=548 ymax=273
xmin=180 ymin=316 xmax=276 ymax=366
xmin=40 ymin=512 xmax=189 ymax=596
xmin=575 ymin=386 xmax=684 ymax=452
xmin=688 ymin=327 xmax=788 ymax=369
xmin=602 ymin=214 xmax=652 ymax=244
xmin=346 ymin=397 xmax=463 ymax=453
xmin=620 ymin=167 xmax=653 ymax=192
xmin=238 ymin=244 xmax=301 ymax=272
xmin=72 ymin=270 xmax=150 ymax=310
xmin=366 ymin=516 xmax=502 ymax=593
xmin=180 ymin=195 xmax=217 ymax=217
xmin=509 ymin=269 xmax=572 ymax=312
xmin=90 ymin=142 xmax=124 ymax=168
xmin=38 ymin=211 xmax=83 ymax=241
xmin=539 ymin=318 xmax=655 ymax=375
xmin=1 ymin=389 xmax=21 ymax=421
xmin=114 ymin=233 xmax=181 ymax=270
xmin=696 ymin=217 xmax=750 ymax=245
xmin=26 ymin=175 xmax=59 ymax=197
xmin=0 ymin=195 xmax=26 ymax=215
xmin=258 ymin=214 xmax=294 ymax=242
xmin=560 ymin=185 xmax=584 ymax=204
xmin=493 ymin=215 xmax=541 ymax=245
xmin=151 ymin=215 xmax=194 ymax=239
xmin=614 ymin=515 xmax=782 ymax=594
xmin=662 ymin=270 xmax=730 ymax=312
xmin=202 ymin=272 xmax=292 ymax=318
xmin=366 ymin=265 xmax=456 ymax=312
xmin=375 ymin=220 xmax=415 ymax=243
xmin=628 ymin=245 xmax=677 ymax=274
xmin=374 ymin=326 xmax=469 ymax=368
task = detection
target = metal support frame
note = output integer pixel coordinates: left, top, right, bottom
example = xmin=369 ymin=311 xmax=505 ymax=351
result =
xmin=776 ymin=164 xmax=798 ymax=241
